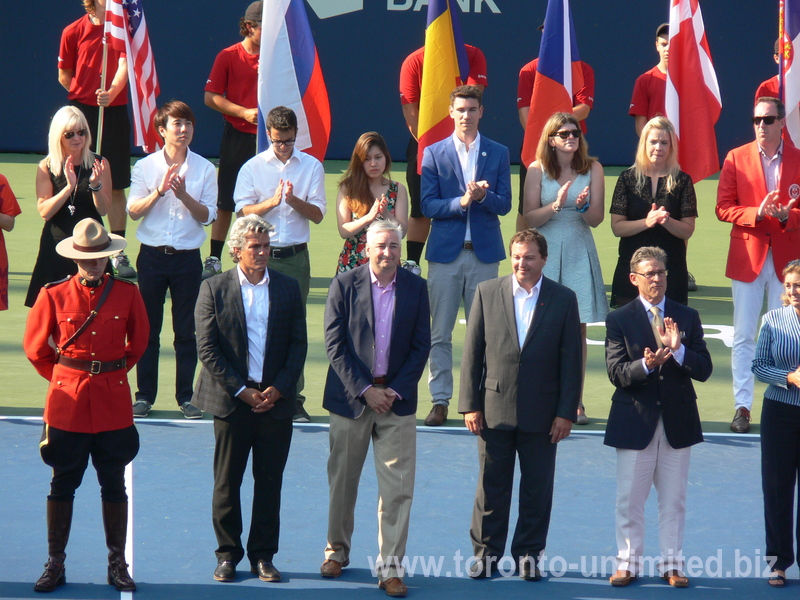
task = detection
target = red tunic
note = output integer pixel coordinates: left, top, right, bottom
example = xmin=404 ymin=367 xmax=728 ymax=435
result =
xmin=628 ymin=66 xmax=666 ymax=121
xmin=24 ymin=276 xmax=148 ymax=433
xmin=517 ymin=58 xmax=595 ymax=133
xmin=399 ymin=44 xmax=488 ymax=105
xmin=0 ymin=175 xmax=21 ymax=311
xmin=58 ymin=14 xmax=128 ymax=107
xmin=204 ymin=42 xmax=259 ymax=134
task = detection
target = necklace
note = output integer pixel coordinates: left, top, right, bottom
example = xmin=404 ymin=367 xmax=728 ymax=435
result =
xmin=68 ymin=165 xmax=82 ymax=216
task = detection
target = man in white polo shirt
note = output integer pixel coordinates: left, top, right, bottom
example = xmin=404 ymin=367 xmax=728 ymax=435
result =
xmin=234 ymin=105 xmax=326 ymax=422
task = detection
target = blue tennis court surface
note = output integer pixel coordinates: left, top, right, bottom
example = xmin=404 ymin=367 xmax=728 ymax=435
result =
xmin=0 ymin=417 xmax=793 ymax=599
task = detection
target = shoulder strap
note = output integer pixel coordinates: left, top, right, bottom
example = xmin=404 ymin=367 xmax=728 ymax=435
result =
xmin=57 ymin=277 xmax=115 ymax=356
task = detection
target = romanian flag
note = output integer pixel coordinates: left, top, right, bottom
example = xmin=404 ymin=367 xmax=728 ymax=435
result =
xmin=780 ymin=0 xmax=800 ymax=142
xmin=521 ymin=0 xmax=583 ymax=168
xmin=257 ymin=0 xmax=331 ymax=161
xmin=417 ymin=0 xmax=470 ymax=171
xmin=665 ymin=0 xmax=721 ymax=183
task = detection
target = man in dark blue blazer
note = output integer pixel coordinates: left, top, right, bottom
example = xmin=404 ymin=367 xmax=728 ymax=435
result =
xmin=193 ymin=215 xmax=307 ymax=584
xmin=604 ymin=246 xmax=712 ymax=588
xmin=320 ymin=220 xmax=430 ymax=598
xmin=420 ymin=84 xmax=512 ymax=426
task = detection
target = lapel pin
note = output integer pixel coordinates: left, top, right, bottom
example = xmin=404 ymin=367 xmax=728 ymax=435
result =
xmin=481 ymin=151 xmax=487 ymax=157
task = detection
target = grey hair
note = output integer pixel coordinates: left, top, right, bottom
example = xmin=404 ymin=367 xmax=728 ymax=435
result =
xmin=630 ymin=246 xmax=668 ymax=272
xmin=366 ymin=218 xmax=403 ymax=244
xmin=227 ymin=215 xmax=274 ymax=263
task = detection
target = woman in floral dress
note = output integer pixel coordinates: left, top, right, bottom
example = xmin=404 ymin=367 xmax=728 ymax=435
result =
xmin=336 ymin=132 xmax=408 ymax=273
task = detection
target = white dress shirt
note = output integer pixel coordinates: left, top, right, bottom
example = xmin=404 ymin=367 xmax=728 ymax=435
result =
xmin=237 ymin=265 xmax=270 ymax=384
xmin=638 ymin=295 xmax=685 ymax=370
xmin=233 ymin=147 xmax=327 ymax=247
xmin=128 ymin=148 xmax=218 ymax=249
xmin=512 ymin=274 xmax=542 ymax=347
xmin=452 ymin=131 xmax=481 ymax=242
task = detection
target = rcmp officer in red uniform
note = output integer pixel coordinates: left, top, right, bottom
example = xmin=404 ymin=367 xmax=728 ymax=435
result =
xmin=23 ymin=218 xmax=148 ymax=593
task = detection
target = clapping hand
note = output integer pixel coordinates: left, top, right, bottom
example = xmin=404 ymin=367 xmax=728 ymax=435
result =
xmin=645 ymin=203 xmax=670 ymax=228
xmin=88 ymin=158 xmax=104 ymax=187
xmin=574 ymin=185 xmax=590 ymax=210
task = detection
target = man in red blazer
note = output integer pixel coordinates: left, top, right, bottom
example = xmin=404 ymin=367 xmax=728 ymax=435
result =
xmin=716 ymin=97 xmax=800 ymax=433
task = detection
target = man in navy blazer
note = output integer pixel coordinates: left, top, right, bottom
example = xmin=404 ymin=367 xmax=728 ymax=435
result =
xmin=604 ymin=246 xmax=712 ymax=588
xmin=320 ymin=220 xmax=430 ymax=597
xmin=420 ymin=84 xmax=512 ymax=426
xmin=193 ymin=215 xmax=307 ymax=584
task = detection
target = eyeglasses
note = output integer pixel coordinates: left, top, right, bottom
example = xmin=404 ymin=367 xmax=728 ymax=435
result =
xmin=752 ymin=116 xmax=778 ymax=126
xmin=63 ymin=129 xmax=87 ymax=139
xmin=269 ymin=137 xmax=296 ymax=148
xmin=551 ymin=129 xmax=581 ymax=140
xmin=632 ymin=270 xmax=668 ymax=280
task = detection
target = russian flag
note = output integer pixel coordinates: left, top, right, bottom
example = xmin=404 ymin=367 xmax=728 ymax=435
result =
xmin=257 ymin=0 xmax=331 ymax=162
xmin=781 ymin=0 xmax=800 ymax=142
xmin=521 ymin=0 xmax=583 ymax=168
xmin=417 ymin=0 xmax=470 ymax=171
xmin=665 ymin=0 xmax=721 ymax=183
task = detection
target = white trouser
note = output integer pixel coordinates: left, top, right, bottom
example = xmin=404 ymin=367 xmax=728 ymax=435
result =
xmin=615 ymin=417 xmax=691 ymax=576
xmin=731 ymin=251 xmax=783 ymax=410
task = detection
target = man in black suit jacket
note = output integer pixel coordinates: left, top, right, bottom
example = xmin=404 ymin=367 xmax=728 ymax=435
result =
xmin=459 ymin=229 xmax=582 ymax=580
xmin=604 ymin=246 xmax=712 ymax=588
xmin=193 ymin=214 xmax=307 ymax=584
xmin=320 ymin=220 xmax=430 ymax=598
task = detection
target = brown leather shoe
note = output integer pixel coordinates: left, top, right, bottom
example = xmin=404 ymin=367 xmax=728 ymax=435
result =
xmin=379 ymin=577 xmax=408 ymax=597
xmin=730 ymin=407 xmax=751 ymax=433
xmin=320 ymin=558 xmax=349 ymax=578
xmin=424 ymin=404 xmax=448 ymax=426
xmin=609 ymin=569 xmax=634 ymax=586
xmin=662 ymin=570 xmax=689 ymax=587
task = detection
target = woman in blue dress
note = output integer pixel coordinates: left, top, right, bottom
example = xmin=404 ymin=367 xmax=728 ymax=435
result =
xmin=523 ymin=112 xmax=607 ymax=424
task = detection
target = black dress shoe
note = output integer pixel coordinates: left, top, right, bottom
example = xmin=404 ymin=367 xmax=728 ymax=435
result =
xmin=469 ymin=558 xmax=491 ymax=579
xmin=520 ymin=561 xmax=542 ymax=581
xmin=252 ymin=560 xmax=281 ymax=582
xmin=214 ymin=560 xmax=236 ymax=582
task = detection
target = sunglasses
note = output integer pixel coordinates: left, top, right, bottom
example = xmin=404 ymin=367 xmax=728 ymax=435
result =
xmin=63 ymin=129 xmax=87 ymax=139
xmin=551 ymin=129 xmax=581 ymax=140
xmin=752 ymin=116 xmax=778 ymax=126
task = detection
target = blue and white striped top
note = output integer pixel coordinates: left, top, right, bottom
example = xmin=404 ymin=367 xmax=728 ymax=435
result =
xmin=752 ymin=305 xmax=800 ymax=407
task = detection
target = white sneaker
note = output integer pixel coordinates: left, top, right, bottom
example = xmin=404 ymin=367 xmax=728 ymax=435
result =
xmin=202 ymin=256 xmax=222 ymax=280
xmin=402 ymin=260 xmax=422 ymax=276
xmin=111 ymin=252 xmax=137 ymax=278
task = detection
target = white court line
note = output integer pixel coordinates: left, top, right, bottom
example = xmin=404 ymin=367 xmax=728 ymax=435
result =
xmin=123 ymin=461 xmax=134 ymax=600
xmin=0 ymin=416 xmax=760 ymax=438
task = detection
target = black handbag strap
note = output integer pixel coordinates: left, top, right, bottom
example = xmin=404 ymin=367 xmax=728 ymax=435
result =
xmin=57 ymin=276 xmax=115 ymax=356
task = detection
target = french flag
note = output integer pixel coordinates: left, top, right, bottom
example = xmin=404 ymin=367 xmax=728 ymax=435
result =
xmin=781 ymin=0 xmax=800 ymax=142
xmin=665 ymin=0 xmax=721 ymax=183
xmin=257 ymin=0 xmax=331 ymax=161
xmin=521 ymin=0 xmax=583 ymax=168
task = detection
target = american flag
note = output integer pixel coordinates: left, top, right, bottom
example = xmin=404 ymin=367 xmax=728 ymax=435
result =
xmin=106 ymin=0 xmax=161 ymax=153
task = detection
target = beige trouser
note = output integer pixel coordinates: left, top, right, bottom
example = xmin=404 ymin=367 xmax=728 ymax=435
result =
xmin=325 ymin=410 xmax=416 ymax=579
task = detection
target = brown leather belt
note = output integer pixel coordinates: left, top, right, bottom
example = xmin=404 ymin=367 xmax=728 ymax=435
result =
xmin=270 ymin=243 xmax=307 ymax=259
xmin=57 ymin=356 xmax=127 ymax=374
xmin=462 ymin=242 xmax=474 ymax=250
xmin=373 ymin=376 xmax=388 ymax=385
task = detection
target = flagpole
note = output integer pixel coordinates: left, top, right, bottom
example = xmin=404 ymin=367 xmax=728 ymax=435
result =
xmin=97 ymin=15 xmax=110 ymax=156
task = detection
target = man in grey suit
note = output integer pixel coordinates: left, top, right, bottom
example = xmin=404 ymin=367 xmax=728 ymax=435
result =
xmin=193 ymin=214 xmax=307 ymax=584
xmin=320 ymin=219 xmax=430 ymax=598
xmin=459 ymin=228 xmax=581 ymax=580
